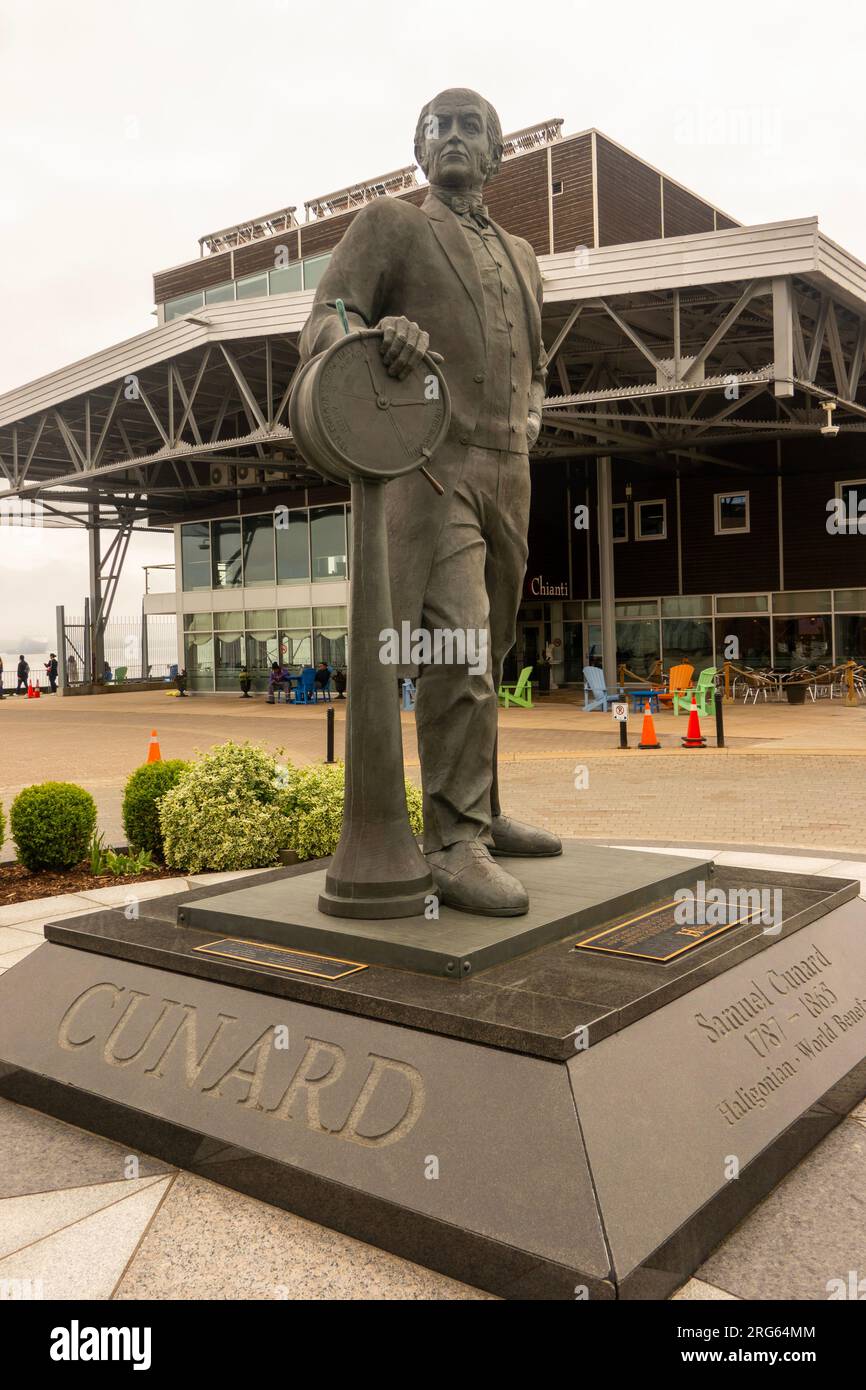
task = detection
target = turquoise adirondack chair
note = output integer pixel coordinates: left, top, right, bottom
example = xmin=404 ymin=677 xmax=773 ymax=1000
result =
xmin=673 ymin=666 xmax=718 ymax=715
xmin=583 ymin=665 xmax=620 ymax=712
xmin=498 ymin=665 xmax=533 ymax=708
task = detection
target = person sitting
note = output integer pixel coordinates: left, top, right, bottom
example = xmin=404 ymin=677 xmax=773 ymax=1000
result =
xmin=314 ymin=661 xmax=332 ymax=694
xmin=267 ymin=662 xmax=290 ymax=704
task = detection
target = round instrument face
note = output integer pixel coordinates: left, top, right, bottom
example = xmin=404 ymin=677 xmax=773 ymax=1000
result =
xmin=311 ymin=333 xmax=449 ymax=480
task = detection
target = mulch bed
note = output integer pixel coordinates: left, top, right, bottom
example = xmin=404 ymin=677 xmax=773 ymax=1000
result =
xmin=0 ymin=861 xmax=179 ymax=907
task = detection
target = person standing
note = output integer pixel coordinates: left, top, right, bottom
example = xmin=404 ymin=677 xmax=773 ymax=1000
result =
xmin=16 ymin=655 xmax=29 ymax=694
xmin=45 ymin=653 xmax=59 ymax=693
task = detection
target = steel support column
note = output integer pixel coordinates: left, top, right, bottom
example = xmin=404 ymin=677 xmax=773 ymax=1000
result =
xmin=596 ymin=456 xmax=617 ymax=690
xmin=88 ymin=507 xmax=104 ymax=682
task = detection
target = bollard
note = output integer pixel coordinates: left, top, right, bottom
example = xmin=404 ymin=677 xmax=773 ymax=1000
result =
xmin=714 ymin=684 xmax=725 ymax=748
xmin=619 ymin=719 xmax=628 ymax=750
xmin=326 ymin=706 xmax=335 ymax=764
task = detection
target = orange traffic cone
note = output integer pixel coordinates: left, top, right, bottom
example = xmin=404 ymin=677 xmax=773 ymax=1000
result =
xmin=681 ymin=696 xmax=706 ymax=748
xmin=146 ymin=729 xmax=162 ymax=763
xmin=638 ymin=700 xmax=661 ymax=749
xmin=26 ymin=682 xmax=34 ymax=699
xmin=33 ymin=683 xmax=41 ymax=698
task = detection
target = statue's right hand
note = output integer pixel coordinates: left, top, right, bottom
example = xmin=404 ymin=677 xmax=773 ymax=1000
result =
xmin=377 ymin=315 xmax=430 ymax=380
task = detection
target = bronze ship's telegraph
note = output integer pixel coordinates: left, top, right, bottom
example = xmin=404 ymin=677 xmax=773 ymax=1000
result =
xmin=290 ymin=303 xmax=451 ymax=918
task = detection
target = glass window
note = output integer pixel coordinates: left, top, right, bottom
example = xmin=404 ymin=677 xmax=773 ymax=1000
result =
xmin=213 ymin=611 xmax=243 ymax=631
xmin=835 ymin=614 xmax=866 ymax=662
xmin=314 ymin=626 xmax=348 ymax=668
xmin=562 ymin=622 xmax=583 ymax=682
xmin=563 ymin=601 xmax=583 ymax=621
xmin=584 ymin=602 xmax=601 ymax=620
xmin=204 ymin=282 xmax=235 ymax=304
xmin=715 ymin=491 xmax=750 ymax=534
xmin=245 ymin=630 xmax=279 ymax=690
xmin=615 ymin=620 xmax=661 ymax=679
xmin=215 ymin=630 xmax=244 ymax=690
xmin=835 ymin=479 xmax=866 ymax=533
xmin=662 ymin=618 xmax=713 ymax=672
xmin=276 ymin=509 xmax=310 ymax=582
xmin=615 ymin=600 xmax=658 ymax=618
xmin=715 ymin=617 xmax=771 ymax=668
xmin=165 ymin=291 xmax=204 ymax=322
xmin=715 ymin=594 xmax=769 ymax=614
xmin=310 ymin=505 xmax=347 ymax=580
xmin=278 ymin=607 xmax=311 ymax=626
xmin=236 ymin=273 xmax=268 ymax=300
xmin=636 ymin=500 xmax=666 ymax=540
xmin=661 ymin=595 xmax=712 ymax=617
xmin=773 ymin=615 xmax=832 ymax=671
xmin=612 ymin=503 xmax=627 ymax=542
xmin=181 ymin=523 xmax=211 ymax=591
xmin=313 ymin=606 xmax=347 ymax=626
xmin=244 ymin=609 xmax=276 ymax=629
xmin=211 ymin=519 xmax=242 ymax=587
xmin=279 ymin=629 xmax=313 ymax=670
xmin=269 ymin=264 xmax=303 ymax=295
xmin=242 ymin=514 xmax=275 ymax=585
xmin=183 ymin=612 xmax=213 ymax=632
xmin=302 ymin=254 xmax=331 ymax=290
xmin=183 ymin=632 xmax=214 ymax=691
xmin=772 ymin=591 xmax=831 ymax=615
xmin=834 ymin=589 xmax=866 ymax=612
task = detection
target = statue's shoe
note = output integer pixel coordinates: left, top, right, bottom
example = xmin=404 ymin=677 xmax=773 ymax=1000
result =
xmin=489 ymin=815 xmax=563 ymax=858
xmin=426 ymin=840 xmax=529 ymax=916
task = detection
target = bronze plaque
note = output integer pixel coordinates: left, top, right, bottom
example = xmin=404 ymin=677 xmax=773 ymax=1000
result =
xmin=576 ymin=899 xmax=762 ymax=963
xmin=194 ymin=937 xmax=367 ymax=980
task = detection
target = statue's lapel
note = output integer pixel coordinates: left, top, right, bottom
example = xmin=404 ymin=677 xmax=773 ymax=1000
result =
xmin=422 ymin=194 xmax=487 ymax=349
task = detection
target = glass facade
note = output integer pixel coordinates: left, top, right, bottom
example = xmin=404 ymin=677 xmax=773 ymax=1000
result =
xmin=521 ymin=591 xmax=866 ymax=682
xmin=179 ymin=606 xmax=347 ymax=691
xmin=181 ymin=505 xmax=350 ymax=592
xmin=163 ymin=253 xmax=332 ymax=320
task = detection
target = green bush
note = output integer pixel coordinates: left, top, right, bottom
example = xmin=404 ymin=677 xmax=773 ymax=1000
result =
xmin=159 ymin=742 xmax=292 ymax=873
xmin=281 ymin=762 xmax=423 ymax=862
xmin=11 ymin=782 xmax=97 ymax=871
xmin=0 ymin=800 xmax=4 ymax=854
xmin=122 ymin=759 xmax=188 ymax=859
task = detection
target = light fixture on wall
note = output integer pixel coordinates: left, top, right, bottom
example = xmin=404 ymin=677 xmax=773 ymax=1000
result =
xmin=625 ymin=483 xmax=633 ymax=500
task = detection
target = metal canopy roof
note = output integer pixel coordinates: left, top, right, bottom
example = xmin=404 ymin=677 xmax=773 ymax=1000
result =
xmin=1 ymin=217 xmax=864 ymax=525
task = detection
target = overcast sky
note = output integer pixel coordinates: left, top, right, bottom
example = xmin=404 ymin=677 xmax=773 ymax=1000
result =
xmin=0 ymin=0 xmax=864 ymax=646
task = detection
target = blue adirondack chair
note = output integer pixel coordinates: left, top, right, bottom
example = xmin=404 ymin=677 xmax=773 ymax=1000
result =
xmin=583 ymin=665 xmax=620 ymax=712
xmin=293 ymin=667 xmax=320 ymax=704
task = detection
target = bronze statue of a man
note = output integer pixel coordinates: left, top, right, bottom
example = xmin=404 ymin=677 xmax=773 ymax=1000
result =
xmin=300 ymin=88 xmax=561 ymax=915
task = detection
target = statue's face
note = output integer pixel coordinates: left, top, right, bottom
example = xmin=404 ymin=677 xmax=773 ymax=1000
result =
xmin=421 ymin=95 xmax=490 ymax=190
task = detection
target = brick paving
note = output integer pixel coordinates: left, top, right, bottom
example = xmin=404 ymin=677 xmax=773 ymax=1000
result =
xmin=1 ymin=688 xmax=864 ymax=855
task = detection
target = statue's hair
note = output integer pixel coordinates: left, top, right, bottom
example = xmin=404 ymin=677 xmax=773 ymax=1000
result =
xmin=414 ymin=89 xmax=504 ymax=182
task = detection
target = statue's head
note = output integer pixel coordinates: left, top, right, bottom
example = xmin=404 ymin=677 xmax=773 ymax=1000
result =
xmin=414 ymin=88 xmax=503 ymax=191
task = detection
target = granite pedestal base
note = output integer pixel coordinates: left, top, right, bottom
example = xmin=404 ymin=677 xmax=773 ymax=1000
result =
xmin=0 ymin=847 xmax=864 ymax=1300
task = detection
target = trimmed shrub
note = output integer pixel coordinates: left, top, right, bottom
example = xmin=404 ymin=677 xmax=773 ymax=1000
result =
xmin=122 ymin=760 xmax=189 ymax=859
xmin=280 ymin=762 xmax=423 ymax=862
xmin=11 ymin=782 xmax=97 ymax=871
xmin=159 ymin=742 xmax=291 ymax=873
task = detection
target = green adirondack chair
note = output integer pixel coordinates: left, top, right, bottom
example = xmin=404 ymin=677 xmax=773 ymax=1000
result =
xmin=498 ymin=665 xmax=533 ymax=709
xmin=673 ymin=666 xmax=717 ymax=715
